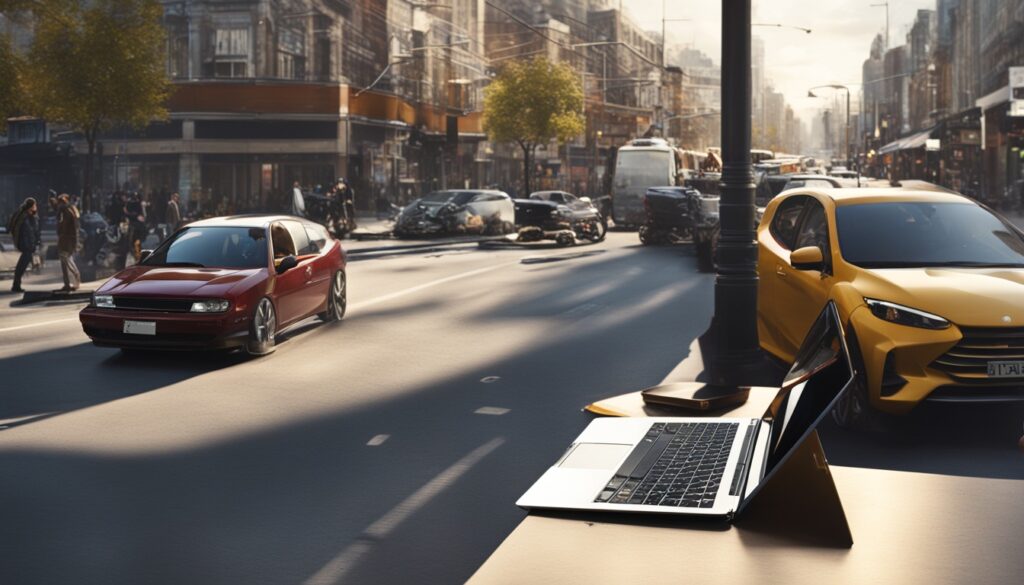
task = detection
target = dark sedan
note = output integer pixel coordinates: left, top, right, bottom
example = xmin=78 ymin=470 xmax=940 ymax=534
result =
xmin=79 ymin=215 xmax=347 ymax=356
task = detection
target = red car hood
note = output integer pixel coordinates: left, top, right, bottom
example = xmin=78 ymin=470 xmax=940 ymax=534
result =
xmin=99 ymin=266 xmax=263 ymax=298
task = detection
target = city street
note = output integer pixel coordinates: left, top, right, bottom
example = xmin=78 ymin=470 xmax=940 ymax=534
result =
xmin=1 ymin=233 xmax=1022 ymax=584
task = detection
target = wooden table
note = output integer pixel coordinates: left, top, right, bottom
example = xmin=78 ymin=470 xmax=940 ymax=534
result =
xmin=470 ymin=387 xmax=1024 ymax=585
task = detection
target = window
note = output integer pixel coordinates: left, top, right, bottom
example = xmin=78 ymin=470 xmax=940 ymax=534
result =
xmin=770 ymin=196 xmax=807 ymax=249
xmin=284 ymin=221 xmax=313 ymax=255
xmin=305 ymin=224 xmax=328 ymax=253
xmin=144 ymin=227 xmax=268 ymax=269
xmin=215 ymin=28 xmax=249 ymax=56
xmin=794 ymin=201 xmax=829 ymax=254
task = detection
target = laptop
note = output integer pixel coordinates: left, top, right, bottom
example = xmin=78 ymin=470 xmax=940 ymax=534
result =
xmin=517 ymin=301 xmax=854 ymax=519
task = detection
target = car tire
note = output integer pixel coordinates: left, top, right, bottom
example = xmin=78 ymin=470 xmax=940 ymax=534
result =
xmin=585 ymin=218 xmax=607 ymax=243
xmin=639 ymin=225 xmax=653 ymax=246
xmin=696 ymin=227 xmax=719 ymax=273
xmin=246 ymin=297 xmax=277 ymax=356
xmin=319 ymin=270 xmax=347 ymax=322
xmin=830 ymin=327 xmax=885 ymax=431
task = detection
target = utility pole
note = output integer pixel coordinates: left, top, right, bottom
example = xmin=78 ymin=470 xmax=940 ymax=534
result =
xmin=705 ymin=0 xmax=762 ymax=387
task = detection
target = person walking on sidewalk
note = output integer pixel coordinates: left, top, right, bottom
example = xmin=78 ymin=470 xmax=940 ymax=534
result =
xmin=54 ymin=193 xmax=81 ymax=291
xmin=9 ymin=197 xmax=39 ymax=293
xmin=166 ymin=192 xmax=182 ymax=233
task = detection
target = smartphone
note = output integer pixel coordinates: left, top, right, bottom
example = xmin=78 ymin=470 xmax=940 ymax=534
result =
xmin=641 ymin=382 xmax=750 ymax=412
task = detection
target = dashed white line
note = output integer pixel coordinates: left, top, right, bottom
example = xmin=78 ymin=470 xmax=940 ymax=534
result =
xmin=0 ymin=317 xmax=78 ymax=333
xmin=474 ymin=407 xmax=510 ymax=416
xmin=366 ymin=434 xmax=390 ymax=447
xmin=303 ymin=437 xmax=505 ymax=585
xmin=349 ymin=262 xmax=516 ymax=312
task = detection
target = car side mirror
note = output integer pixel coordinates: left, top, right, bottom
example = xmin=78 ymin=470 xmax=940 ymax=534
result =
xmin=276 ymin=255 xmax=298 ymax=274
xmin=139 ymin=249 xmax=153 ymax=262
xmin=790 ymin=246 xmax=824 ymax=271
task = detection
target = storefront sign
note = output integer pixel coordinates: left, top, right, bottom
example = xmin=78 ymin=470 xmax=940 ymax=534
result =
xmin=925 ymin=139 xmax=941 ymax=151
xmin=1010 ymin=67 xmax=1024 ymax=118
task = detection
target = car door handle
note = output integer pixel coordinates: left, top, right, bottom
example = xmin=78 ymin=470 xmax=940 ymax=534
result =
xmin=305 ymin=266 xmax=313 ymax=279
xmin=775 ymin=265 xmax=787 ymax=278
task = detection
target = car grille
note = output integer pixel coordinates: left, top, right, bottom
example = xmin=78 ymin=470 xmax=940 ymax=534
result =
xmin=931 ymin=326 xmax=1024 ymax=384
xmin=113 ymin=297 xmax=194 ymax=312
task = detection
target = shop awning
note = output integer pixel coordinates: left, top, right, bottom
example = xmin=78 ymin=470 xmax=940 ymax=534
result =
xmin=877 ymin=127 xmax=934 ymax=155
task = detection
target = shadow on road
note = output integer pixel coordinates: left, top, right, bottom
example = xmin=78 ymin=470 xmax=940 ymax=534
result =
xmin=0 ymin=343 xmax=247 ymax=428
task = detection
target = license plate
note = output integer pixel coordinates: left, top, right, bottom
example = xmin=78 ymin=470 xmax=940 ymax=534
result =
xmin=123 ymin=320 xmax=156 ymax=336
xmin=987 ymin=361 xmax=1024 ymax=378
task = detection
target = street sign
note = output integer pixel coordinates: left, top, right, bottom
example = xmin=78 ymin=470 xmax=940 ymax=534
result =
xmin=925 ymin=139 xmax=941 ymax=151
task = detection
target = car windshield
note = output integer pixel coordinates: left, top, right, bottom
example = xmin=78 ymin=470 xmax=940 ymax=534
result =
xmin=615 ymin=150 xmax=672 ymax=189
xmin=143 ymin=226 xmax=269 ymax=269
xmin=836 ymin=202 xmax=1024 ymax=268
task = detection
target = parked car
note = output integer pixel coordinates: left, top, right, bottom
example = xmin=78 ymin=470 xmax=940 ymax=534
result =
xmin=758 ymin=186 xmax=1024 ymax=429
xmin=638 ymin=186 xmax=720 ymax=272
xmin=513 ymin=191 xmax=606 ymax=244
xmin=80 ymin=215 xmax=346 ymax=356
xmin=393 ymin=190 xmax=515 ymax=238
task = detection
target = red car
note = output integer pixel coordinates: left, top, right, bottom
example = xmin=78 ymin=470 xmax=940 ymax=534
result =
xmin=80 ymin=215 xmax=346 ymax=355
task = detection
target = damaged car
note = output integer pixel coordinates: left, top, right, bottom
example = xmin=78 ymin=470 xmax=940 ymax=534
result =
xmin=638 ymin=186 xmax=720 ymax=272
xmin=513 ymin=191 xmax=607 ymax=245
xmin=392 ymin=190 xmax=516 ymax=238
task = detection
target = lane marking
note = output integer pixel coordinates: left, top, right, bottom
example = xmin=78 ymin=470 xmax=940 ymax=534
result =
xmin=349 ymin=262 xmax=516 ymax=312
xmin=474 ymin=407 xmax=510 ymax=416
xmin=561 ymin=302 xmax=603 ymax=319
xmin=0 ymin=317 xmax=78 ymax=333
xmin=366 ymin=434 xmax=390 ymax=447
xmin=303 ymin=437 xmax=505 ymax=585
xmin=480 ymin=376 xmax=501 ymax=384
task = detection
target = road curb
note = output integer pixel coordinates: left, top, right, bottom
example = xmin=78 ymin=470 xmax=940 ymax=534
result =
xmin=346 ymin=235 xmax=514 ymax=255
xmin=17 ymin=290 xmax=94 ymax=305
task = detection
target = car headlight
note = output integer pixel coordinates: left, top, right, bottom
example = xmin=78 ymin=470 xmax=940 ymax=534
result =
xmin=864 ymin=298 xmax=950 ymax=330
xmin=190 ymin=299 xmax=230 ymax=313
xmin=93 ymin=294 xmax=115 ymax=308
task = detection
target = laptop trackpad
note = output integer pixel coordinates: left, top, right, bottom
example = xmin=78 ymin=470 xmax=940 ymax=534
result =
xmin=559 ymin=443 xmax=634 ymax=470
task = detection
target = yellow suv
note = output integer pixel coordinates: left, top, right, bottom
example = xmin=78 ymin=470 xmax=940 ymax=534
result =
xmin=758 ymin=188 xmax=1024 ymax=428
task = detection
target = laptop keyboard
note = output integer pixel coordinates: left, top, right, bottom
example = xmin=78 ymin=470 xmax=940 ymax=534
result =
xmin=594 ymin=422 xmax=738 ymax=508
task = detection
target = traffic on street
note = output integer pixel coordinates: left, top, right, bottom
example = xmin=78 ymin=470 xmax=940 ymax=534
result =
xmin=2 ymin=0 xmax=1024 ymax=584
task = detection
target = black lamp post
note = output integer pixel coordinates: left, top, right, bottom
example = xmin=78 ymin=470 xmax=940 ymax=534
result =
xmin=704 ymin=0 xmax=763 ymax=387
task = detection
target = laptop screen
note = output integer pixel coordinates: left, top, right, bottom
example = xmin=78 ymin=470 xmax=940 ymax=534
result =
xmin=756 ymin=302 xmax=854 ymax=485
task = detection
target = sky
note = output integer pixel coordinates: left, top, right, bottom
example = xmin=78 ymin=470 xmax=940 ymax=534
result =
xmin=624 ymin=0 xmax=936 ymax=125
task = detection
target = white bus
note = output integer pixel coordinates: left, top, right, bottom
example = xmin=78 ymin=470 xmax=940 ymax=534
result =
xmin=611 ymin=138 xmax=697 ymax=227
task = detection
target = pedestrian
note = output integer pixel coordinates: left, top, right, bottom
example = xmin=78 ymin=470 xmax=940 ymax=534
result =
xmin=53 ymin=193 xmax=81 ymax=292
xmin=291 ymin=181 xmax=306 ymax=217
xmin=8 ymin=197 xmax=40 ymax=293
xmin=166 ymin=192 xmax=181 ymax=233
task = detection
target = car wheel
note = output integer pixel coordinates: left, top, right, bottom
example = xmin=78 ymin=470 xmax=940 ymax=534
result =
xmin=830 ymin=327 xmax=884 ymax=431
xmin=246 ymin=297 xmax=277 ymax=356
xmin=639 ymin=225 xmax=653 ymax=246
xmin=696 ymin=227 xmax=719 ymax=273
xmin=586 ymin=218 xmax=607 ymax=243
xmin=320 ymin=270 xmax=347 ymax=322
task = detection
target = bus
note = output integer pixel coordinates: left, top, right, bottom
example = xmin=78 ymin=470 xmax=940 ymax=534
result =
xmin=610 ymin=138 xmax=696 ymax=227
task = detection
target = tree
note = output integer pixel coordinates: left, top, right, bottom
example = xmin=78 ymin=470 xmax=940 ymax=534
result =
xmin=483 ymin=58 xmax=584 ymax=195
xmin=0 ymin=33 xmax=22 ymax=132
xmin=23 ymin=0 xmax=170 ymax=207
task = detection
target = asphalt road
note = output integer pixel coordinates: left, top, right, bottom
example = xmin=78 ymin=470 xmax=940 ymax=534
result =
xmin=0 ymin=232 xmax=1021 ymax=584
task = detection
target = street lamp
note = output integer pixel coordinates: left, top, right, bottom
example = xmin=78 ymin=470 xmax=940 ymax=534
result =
xmin=808 ymin=84 xmax=852 ymax=166
xmin=752 ymin=23 xmax=812 ymax=34
xmin=703 ymin=0 xmax=763 ymax=388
